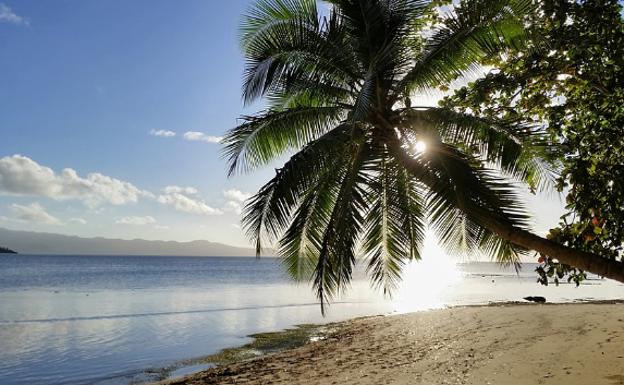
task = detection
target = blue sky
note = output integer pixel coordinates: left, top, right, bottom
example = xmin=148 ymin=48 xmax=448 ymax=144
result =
xmin=0 ymin=1 xmax=566 ymax=249
xmin=0 ymin=0 xmax=280 ymax=246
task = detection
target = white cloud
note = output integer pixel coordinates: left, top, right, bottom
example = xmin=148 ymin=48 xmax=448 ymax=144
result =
xmin=154 ymin=225 xmax=170 ymax=230
xmin=0 ymin=4 xmax=28 ymax=25
xmin=157 ymin=187 xmax=222 ymax=216
xmin=115 ymin=216 xmax=156 ymax=225
xmin=69 ymin=217 xmax=87 ymax=225
xmin=183 ymin=131 xmax=222 ymax=144
xmin=0 ymin=155 xmax=147 ymax=207
xmin=223 ymin=189 xmax=252 ymax=214
xmin=224 ymin=200 xmax=243 ymax=213
xmin=223 ymin=189 xmax=251 ymax=203
xmin=163 ymin=185 xmax=198 ymax=195
xmin=10 ymin=203 xmax=60 ymax=225
xmin=150 ymin=129 xmax=176 ymax=138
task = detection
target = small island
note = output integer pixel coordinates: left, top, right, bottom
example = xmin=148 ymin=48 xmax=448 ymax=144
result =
xmin=0 ymin=246 xmax=17 ymax=254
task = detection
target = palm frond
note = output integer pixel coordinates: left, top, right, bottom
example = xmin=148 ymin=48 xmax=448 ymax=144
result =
xmin=314 ymin=138 xmax=369 ymax=314
xmin=400 ymin=107 xmax=557 ymax=191
xmin=351 ymin=73 xmax=377 ymax=120
xmin=504 ymin=145 xmax=560 ymax=193
xmin=478 ymin=230 xmax=529 ymax=269
xmin=266 ymin=78 xmax=355 ymax=110
xmin=241 ymin=0 xmax=318 ymax=48
xmin=395 ymin=160 xmax=427 ymax=261
xmin=242 ymin=124 xmax=354 ymax=255
xmin=241 ymin=1 xmax=361 ymax=104
xmin=397 ymin=0 xmax=533 ymax=96
xmin=279 ymin=160 xmax=341 ymax=281
xmin=363 ymin=144 xmax=426 ymax=294
xmin=393 ymin=135 xmax=530 ymax=262
xmin=222 ymin=106 xmax=346 ymax=175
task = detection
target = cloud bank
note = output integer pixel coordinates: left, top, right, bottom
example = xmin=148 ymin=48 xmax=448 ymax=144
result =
xmin=0 ymin=156 xmax=251 ymax=230
xmin=0 ymin=155 xmax=148 ymax=207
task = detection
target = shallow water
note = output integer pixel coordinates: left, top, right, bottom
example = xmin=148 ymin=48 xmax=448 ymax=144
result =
xmin=0 ymin=254 xmax=621 ymax=385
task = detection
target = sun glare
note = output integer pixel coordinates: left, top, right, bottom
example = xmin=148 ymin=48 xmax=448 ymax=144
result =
xmin=391 ymin=233 xmax=461 ymax=313
xmin=414 ymin=140 xmax=427 ymax=153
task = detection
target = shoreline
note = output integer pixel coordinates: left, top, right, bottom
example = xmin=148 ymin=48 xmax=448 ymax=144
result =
xmin=147 ymin=323 xmax=344 ymax=382
xmin=154 ymin=300 xmax=624 ymax=385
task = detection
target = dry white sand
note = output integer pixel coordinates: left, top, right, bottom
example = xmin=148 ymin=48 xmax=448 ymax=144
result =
xmin=161 ymin=303 xmax=624 ymax=385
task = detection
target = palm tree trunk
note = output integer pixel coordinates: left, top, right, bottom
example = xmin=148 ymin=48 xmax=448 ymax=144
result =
xmin=481 ymin=216 xmax=624 ymax=283
xmin=390 ymin=138 xmax=624 ymax=283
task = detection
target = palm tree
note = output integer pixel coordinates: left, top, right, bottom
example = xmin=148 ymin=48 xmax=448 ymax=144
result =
xmin=223 ymin=0 xmax=624 ymax=312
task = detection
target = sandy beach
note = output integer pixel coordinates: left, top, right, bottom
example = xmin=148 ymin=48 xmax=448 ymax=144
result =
xmin=159 ymin=303 xmax=624 ymax=385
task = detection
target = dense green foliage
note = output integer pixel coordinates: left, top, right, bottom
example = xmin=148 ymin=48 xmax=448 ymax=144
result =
xmin=223 ymin=0 xmax=556 ymax=311
xmin=444 ymin=0 xmax=624 ymax=285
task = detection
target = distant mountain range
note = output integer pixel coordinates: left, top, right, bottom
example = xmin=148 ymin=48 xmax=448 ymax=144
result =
xmin=0 ymin=227 xmax=271 ymax=257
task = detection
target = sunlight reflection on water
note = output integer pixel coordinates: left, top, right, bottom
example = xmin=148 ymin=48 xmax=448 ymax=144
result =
xmin=390 ymin=234 xmax=463 ymax=313
xmin=392 ymin=258 xmax=462 ymax=313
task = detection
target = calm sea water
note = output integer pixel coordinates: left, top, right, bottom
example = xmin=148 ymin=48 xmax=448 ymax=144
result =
xmin=0 ymin=254 xmax=622 ymax=385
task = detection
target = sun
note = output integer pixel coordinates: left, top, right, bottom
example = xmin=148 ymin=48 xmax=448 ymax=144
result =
xmin=414 ymin=140 xmax=427 ymax=153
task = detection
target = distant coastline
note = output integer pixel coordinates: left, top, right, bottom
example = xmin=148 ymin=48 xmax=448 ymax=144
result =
xmin=0 ymin=227 xmax=272 ymax=257
xmin=0 ymin=246 xmax=17 ymax=254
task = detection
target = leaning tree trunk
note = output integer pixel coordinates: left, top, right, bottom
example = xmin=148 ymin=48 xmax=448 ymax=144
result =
xmin=482 ymin=217 xmax=624 ymax=283
xmin=390 ymin=139 xmax=624 ymax=284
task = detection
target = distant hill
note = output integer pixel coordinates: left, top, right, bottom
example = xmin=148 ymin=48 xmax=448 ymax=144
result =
xmin=0 ymin=227 xmax=272 ymax=257
xmin=0 ymin=246 xmax=17 ymax=254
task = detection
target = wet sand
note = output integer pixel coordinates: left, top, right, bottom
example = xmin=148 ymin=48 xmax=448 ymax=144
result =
xmin=158 ymin=303 xmax=624 ymax=385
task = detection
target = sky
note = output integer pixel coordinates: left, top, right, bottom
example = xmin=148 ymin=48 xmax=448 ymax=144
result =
xmin=0 ymin=1 xmax=566 ymax=249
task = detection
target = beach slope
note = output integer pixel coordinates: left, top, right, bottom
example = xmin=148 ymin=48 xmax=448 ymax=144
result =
xmin=161 ymin=303 xmax=624 ymax=385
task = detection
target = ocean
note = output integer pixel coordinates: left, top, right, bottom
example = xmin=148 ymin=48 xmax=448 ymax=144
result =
xmin=0 ymin=254 xmax=622 ymax=385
